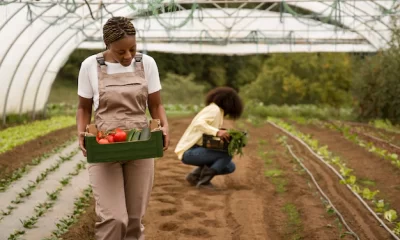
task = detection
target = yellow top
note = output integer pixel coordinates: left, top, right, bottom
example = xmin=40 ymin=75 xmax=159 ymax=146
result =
xmin=174 ymin=103 xmax=224 ymax=160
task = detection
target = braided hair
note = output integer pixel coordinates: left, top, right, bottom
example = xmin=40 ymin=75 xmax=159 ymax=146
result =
xmin=103 ymin=17 xmax=136 ymax=47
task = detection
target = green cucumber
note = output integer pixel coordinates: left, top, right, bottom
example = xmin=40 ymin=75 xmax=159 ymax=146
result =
xmin=139 ymin=127 xmax=151 ymax=141
xmin=131 ymin=130 xmax=141 ymax=141
xmin=127 ymin=129 xmax=136 ymax=142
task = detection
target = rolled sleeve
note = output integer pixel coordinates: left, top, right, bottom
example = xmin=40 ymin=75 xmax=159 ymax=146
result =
xmin=144 ymin=56 xmax=162 ymax=94
xmin=77 ymin=63 xmax=93 ymax=99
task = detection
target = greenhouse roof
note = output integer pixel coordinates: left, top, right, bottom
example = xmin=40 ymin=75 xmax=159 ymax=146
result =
xmin=0 ymin=0 xmax=399 ymax=122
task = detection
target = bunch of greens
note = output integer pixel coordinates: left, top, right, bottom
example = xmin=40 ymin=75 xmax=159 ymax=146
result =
xmin=227 ymin=130 xmax=248 ymax=156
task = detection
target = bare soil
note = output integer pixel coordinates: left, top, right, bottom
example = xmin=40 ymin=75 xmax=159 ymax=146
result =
xmin=0 ymin=125 xmax=77 ymax=179
xmin=294 ymin=122 xmax=400 ymax=228
xmin=59 ymin=118 xmax=381 ymax=240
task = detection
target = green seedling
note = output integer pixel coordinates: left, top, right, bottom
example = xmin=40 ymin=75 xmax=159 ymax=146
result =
xmin=265 ymin=169 xmax=283 ymax=177
xmin=45 ymin=187 xmax=93 ymax=239
xmin=11 ymin=197 xmax=23 ymax=204
xmin=60 ymin=177 xmax=71 ymax=186
xmin=282 ymin=203 xmax=303 ymax=240
xmin=8 ymin=230 xmax=25 ymax=240
xmin=20 ymin=216 xmax=38 ymax=229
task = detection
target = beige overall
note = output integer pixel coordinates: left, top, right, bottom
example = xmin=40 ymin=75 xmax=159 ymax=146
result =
xmin=88 ymin=52 xmax=154 ymax=240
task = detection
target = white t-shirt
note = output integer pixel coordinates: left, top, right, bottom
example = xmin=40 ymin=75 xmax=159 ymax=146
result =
xmin=77 ymin=53 xmax=162 ymax=111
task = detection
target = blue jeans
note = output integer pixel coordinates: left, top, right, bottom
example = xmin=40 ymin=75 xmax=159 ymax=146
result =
xmin=182 ymin=146 xmax=236 ymax=175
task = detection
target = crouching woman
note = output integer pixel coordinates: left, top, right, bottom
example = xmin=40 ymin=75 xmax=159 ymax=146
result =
xmin=174 ymin=87 xmax=243 ymax=188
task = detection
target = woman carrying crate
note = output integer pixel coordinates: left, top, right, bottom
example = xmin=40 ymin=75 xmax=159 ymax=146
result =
xmin=175 ymin=87 xmax=243 ymax=188
xmin=76 ymin=17 xmax=169 ymax=240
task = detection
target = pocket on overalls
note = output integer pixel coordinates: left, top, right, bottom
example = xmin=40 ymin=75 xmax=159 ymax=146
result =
xmin=103 ymin=78 xmax=143 ymax=118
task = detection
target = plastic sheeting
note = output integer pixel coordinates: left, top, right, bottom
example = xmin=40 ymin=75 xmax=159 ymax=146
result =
xmin=0 ymin=0 xmax=397 ymax=122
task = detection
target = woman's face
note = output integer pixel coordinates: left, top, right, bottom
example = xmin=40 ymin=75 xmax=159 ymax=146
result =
xmin=107 ymin=35 xmax=136 ymax=67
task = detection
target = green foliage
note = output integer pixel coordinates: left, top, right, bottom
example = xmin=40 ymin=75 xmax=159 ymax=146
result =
xmin=0 ymin=116 xmax=75 ymax=154
xmin=394 ymin=222 xmax=400 ymax=236
xmin=282 ymin=203 xmax=303 ymax=240
xmin=160 ymin=73 xmax=206 ymax=104
xmin=56 ymin=49 xmax=97 ymax=84
xmin=244 ymin=101 xmax=355 ymax=121
xmin=44 ymin=188 xmax=92 ymax=240
xmin=384 ymin=209 xmax=398 ymax=222
xmin=265 ymin=169 xmax=283 ymax=177
xmin=369 ymin=119 xmax=400 ymax=133
xmin=240 ymin=53 xmax=353 ymax=107
xmin=150 ymin=52 xmax=266 ymax=90
xmin=227 ymin=129 xmax=248 ymax=156
xmin=352 ymin=32 xmax=400 ymax=124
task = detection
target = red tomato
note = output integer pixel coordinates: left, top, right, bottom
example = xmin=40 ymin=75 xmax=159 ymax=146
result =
xmin=114 ymin=131 xmax=127 ymax=142
xmin=107 ymin=135 xmax=114 ymax=143
xmin=96 ymin=131 xmax=103 ymax=142
xmin=115 ymin=128 xmax=124 ymax=133
xmin=98 ymin=138 xmax=109 ymax=144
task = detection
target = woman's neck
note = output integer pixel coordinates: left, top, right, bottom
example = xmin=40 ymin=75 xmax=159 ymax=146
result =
xmin=103 ymin=51 xmax=118 ymax=63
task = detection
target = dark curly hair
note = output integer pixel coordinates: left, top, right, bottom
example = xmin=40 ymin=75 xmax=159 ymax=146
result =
xmin=103 ymin=17 xmax=136 ymax=47
xmin=205 ymin=87 xmax=243 ymax=119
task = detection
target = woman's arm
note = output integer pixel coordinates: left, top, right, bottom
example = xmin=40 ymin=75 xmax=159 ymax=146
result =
xmin=191 ymin=107 xmax=230 ymax=142
xmin=148 ymin=91 xmax=169 ymax=150
xmin=76 ymin=96 xmax=93 ymax=156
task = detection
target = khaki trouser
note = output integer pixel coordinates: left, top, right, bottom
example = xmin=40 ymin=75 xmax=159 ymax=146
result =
xmin=88 ymin=158 xmax=154 ymax=240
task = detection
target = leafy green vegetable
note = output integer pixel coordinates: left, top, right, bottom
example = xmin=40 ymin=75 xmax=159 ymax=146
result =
xmin=394 ymin=222 xmax=400 ymax=236
xmin=0 ymin=116 xmax=75 ymax=154
xmin=227 ymin=130 xmax=248 ymax=156
xmin=374 ymin=200 xmax=386 ymax=213
xmin=362 ymin=188 xmax=379 ymax=200
xmin=384 ymin=210 xmax=398 ymax=222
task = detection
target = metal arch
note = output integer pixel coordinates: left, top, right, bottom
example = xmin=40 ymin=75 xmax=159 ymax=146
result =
xmin=18 ymin=18 xmax=85 ymax=116
xmin=36 ymin=32 xmax=89 ymax=119
xmin=126 ymin=8 xmax=368 ymax=43
xmin=0 ymin=4 xmax=55 ymax=65
xmin=125 ymin=0 xmax=391 ymax=48
xmin=31 ymin=4 xmax=129 ymax=118
xmin=28 ymin=1 xmax=127 ymax=117
xmin=0 ymin=3 xmax=25 ymax=31
xmin=18 ymin=0 xmax=102 ymax=115
xmin=284 ymin=1 xmax=389 ymax=48
xmin=320 ymin=1 xmax=392 ymax=43
xmin=288 ymin=1 xmax=390 ymax=49
xmin=1 ymin=4 xmax=56 ymax=125
xmin=31 ymin=31 xmax=82 ymax=120
xmin=5 ymin=7 xmax=87 ymax=117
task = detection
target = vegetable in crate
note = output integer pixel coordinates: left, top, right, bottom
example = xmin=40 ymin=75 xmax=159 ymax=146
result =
xmin=139 ymin=128 xmax=151 ymax=141
xmin=131 ymin=130 xmax=141 ymax=141
xmin=127 ymin=129 xmax=137 ymax=142
xmin=98 ymin=139 xmax=109 ymax=144
xmin=113 ymin=128 xmax=127 ymax=142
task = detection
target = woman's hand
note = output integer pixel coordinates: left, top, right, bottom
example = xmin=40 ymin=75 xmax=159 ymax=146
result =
xmin=161 ymin=126 xmax=170 ymax=151
xmin=217 ymin=129 xmax=230 ymax=142
xmin=78 ymin=132 xmax=87 ymax=157
xmin=148 ymin=91 xmax=170 ymax=151
xmin=76 ymin=96 xmax=93 ymax=157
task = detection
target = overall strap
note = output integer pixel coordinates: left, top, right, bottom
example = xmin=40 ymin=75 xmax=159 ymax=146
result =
xmin=134 ymin=53 xmax=144 ymax=72
xmin=96 ymin=52 xmax=107 ymax=96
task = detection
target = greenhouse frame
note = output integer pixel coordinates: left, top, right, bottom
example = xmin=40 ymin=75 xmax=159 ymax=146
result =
xmin=0 ymin=0 xmax=399 ymax=124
